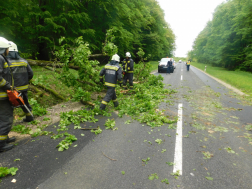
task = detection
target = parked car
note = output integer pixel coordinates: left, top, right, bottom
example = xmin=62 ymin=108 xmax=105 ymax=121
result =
xmin=179 ymin=60 xmax=182 ymax=63
xmin=158 ymin=58 xmax=175 ymax=73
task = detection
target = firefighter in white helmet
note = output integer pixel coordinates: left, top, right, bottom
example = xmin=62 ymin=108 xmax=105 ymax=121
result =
xmin=6 ymin=41 xmax=34 ymax=122
xmin=0 ymin=37 xmax=15 ymax=152
xmin=122 ymin=52 xmax=134 ymax=90
xmin=99 ymin=54 xmax=122 ymax=110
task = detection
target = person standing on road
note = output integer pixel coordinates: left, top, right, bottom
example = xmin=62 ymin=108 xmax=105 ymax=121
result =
xmin=167 ymin=58 xmax=173 ymax=74
xmin=99 ymin=54 xmax=122 ymax=110
xmin=6 ymin=41 xmax=34 ymax=122
xmin=0 ymin=37 xmax=15 ymax=152
xmin=186 ymin=60 xmax=191 ymax=71
xmin=122 ymin=52 xmax=134 ymax=90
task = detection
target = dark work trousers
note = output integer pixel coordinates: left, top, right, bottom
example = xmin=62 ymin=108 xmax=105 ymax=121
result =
xmin=167 ymin=66 xmax=171 ymax=74
xmin=123 ymin=73 xmax=133 ymax=89
xmin=187 ymin=65 xmax=190 ymax=71
xmin=100 ymin=87 xmax=118 ymax=110
xmin=0 ymin=100 xmax=14 ymax=147
xmin=20 ymin=91 xmax=32 ymax=115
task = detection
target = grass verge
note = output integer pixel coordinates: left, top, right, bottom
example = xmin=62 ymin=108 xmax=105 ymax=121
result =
xmin=192 ymin=62 xmax=252 ymax=96
xmin=149 ymin=61 xmax=159 ymax=72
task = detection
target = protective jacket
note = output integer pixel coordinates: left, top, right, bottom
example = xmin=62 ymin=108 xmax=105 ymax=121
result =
xmin=167 ymin=61 xmax=173 ymax=67
xmin=100 ymin=60 xmax=122 ymax=87
xmin=186 ymin=61 xmax=191 ymax=65
xmin=6 ymin=53 xmax=33 ymax=91
xmin=0 ymin=55 xmax=12 ymax=100
xmin=122 ymin=58 xmax=134 ymax=73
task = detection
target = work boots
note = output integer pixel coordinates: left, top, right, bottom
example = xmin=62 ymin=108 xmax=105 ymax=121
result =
xmin=113 ymin=101 xmax=119 ymax=108
xmin=100 ymin=103 xmax=106 ymax=110
xmin=0 ymin=141 xmax=13 ymax=152
xmin=7 ymin=136 xmax=16 ymax=143
xmin=23 ymin=115 xmax=34 ymax=122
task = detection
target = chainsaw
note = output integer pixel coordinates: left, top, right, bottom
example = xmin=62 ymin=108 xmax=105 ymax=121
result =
xmin=7 ymin=89 xmax=33 ymax=117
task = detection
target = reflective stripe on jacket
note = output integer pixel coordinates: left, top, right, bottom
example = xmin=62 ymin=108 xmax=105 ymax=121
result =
xmin=122 ymin=58 xmax=134 ymax=73
xmin=0 ymin=55 xmax=12 ymax=100
xmin=6 ymin=57 xmax=33 ymax=92
xmin=100 ymin=60 xmax=122 ymax=88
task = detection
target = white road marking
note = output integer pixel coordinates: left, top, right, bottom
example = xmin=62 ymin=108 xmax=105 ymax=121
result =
xmin=173 ymin=103 xmax=183 ymax=175
xmin=181 ymin=75 xmax=183 ymax=80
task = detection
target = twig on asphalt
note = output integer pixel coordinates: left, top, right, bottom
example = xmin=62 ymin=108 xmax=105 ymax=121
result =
xmin=24 ymin=138 xmax=31 ymax=145
xmin=102 ymin=152 xmax=117 ymax=161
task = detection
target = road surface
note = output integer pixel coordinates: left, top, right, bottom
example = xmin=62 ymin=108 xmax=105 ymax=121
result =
xmin=1 ymin=63 xmax=252 ymax=189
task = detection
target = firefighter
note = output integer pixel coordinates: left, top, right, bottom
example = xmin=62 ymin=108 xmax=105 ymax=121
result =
xmin=99 ymin=54 xmax=122 ymax=110
xmin=0 ymin=37 xmax=15 ymax=152
xmin=6 ymin=41 xmax=34 ymax=122
xmin=122 ymin=52 xmax=134 ymax=90
xmin=186 ymin=60 xmax=191 ymax=71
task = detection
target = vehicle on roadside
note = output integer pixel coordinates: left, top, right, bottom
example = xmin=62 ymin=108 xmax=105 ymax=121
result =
xmin=158 ymin=58 xmax=175 ymax=73
xmin=179 ymin=60 xmax=182 ymax=63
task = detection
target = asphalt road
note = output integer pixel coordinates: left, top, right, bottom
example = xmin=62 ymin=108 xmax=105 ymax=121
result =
xmin=1 ymin=63 xmax=252 ymax=189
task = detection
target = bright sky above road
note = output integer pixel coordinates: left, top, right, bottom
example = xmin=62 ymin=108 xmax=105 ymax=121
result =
xmin=157 ymin=0 xmax=226 ymax=57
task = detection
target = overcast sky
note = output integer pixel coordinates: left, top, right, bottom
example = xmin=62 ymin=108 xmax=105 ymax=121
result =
xmin=156 ymin=0 xmax=226 ymax=57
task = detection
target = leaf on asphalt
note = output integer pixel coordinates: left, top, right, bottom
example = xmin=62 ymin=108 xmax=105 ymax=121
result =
xmin=208 ymin=130 xmax=215 ymax=134
xmin=205 ymin=177 xmax=213 ymax=181
xmin=81 ymin=134 xmax=85 ymax=136
xmin=155 ymin=139 xmax=162 ymax=144
xmin=64 ymin=172 xmax=67 ymax=175
xmin=73 ymin=145 xmax=78 ymax=147
xmin=161 ymin=178 xmax=169 ymax=184
xmin=224 ymin=147 xmax=235 ymax=153
xmin=14 ymin=159 xmax=20 ymax=162
xmin=148 ymin=173 xmax=158 ymax=180
xmin=121 ymin=171 xmax=125 ymax=175
xmin=166 ymin=162 xmax=175 ymax=166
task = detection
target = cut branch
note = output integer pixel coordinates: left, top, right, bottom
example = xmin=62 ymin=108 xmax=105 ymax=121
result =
xmin=30 ymin=81 xmax=65 ymax=100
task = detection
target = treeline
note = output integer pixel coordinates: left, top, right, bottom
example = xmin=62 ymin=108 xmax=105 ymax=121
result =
xmin=0 ymin=0 xmax=175 ymax=61
xmin=188 ymin=0 xmax=252 ymax=71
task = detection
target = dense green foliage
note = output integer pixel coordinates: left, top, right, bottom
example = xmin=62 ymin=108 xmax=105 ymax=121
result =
xmin=0 ymin=0 xmax=175 ymax=60
xmin=189 ymin=0 xmax=252 ymax=71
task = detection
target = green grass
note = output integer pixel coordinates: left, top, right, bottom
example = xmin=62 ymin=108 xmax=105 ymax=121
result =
xmin=192 ymin=62 xmax=252 ymax=96
xmin=30 ymin=66 xmax=75 ymax=106
xmin=149 ymin=61 xmax=159 ymax=72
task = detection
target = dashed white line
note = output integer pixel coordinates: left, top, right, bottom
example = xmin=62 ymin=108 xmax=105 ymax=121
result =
xmin=181 ymin=75 xmax=183 ymax=80
xmin=173 ymin=103 xmax=183 ymax=175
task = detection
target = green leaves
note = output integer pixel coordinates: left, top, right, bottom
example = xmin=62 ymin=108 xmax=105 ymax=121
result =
xmin=148 ymin=173 xmax=158 ymax=180
xmin=166 ymin=162 xmax=175 ymax=166
xmin=202 ymin=151 xmax=214 ymax=159
xmin=142 ymin=157 xmax=150 ymax=164
xmin=161 ymin=178 xmax=169 ymax=184
xmin=224 ymin=147 xmax=235 ymax=154
xmin=105 ymin=119 xmax=115 ymax=130
xmin=0 ymin=167 xmax=18 ymax=178
xmin=91 ymin=127 xmax=102 ymax=135
xmin=155 ymin=139 xmax=163 ymax=145
xmin=205 ymin=177 xmax=213 ymax=181
xmin=57 ymin=133 xmax=77 ymax=151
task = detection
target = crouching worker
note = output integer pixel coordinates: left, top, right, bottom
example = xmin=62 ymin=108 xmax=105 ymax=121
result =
xmin=6 ymin=41 xmax=34 ymax=122
xmin=99 ymin=54 xmax=122 ymax=110
xmin=0 ymin=37 xmax=15 ymax=152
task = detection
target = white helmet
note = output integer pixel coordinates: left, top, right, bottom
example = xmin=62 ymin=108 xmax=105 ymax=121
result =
xmin=0 ymin=37 xmax=11 ymax=48
xmin=9 ymin=41 xmax=18 ymax=52
xmin=0 ymin=37 xmax=11 ymax=54
xmin=111 ymin=54 xmax=120 ymax=62
xmin=126 ymin=52 xmax=131 ymax=58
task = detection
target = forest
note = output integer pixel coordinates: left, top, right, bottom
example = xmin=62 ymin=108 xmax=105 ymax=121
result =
xmin=0 ymin=0 xmax=175 ymax=61
xmin=188 ymin=0 xmax=252 ymax=72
